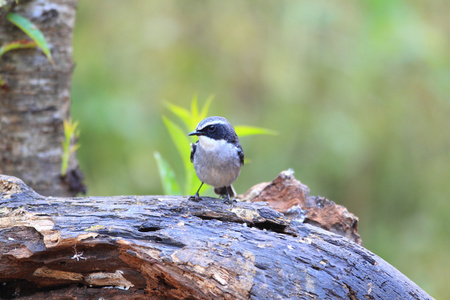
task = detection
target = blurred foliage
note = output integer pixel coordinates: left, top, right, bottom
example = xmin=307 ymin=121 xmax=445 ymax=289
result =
xmin=5 ymin=12 xmax=53 ymax=64
xmin=71 ymin=1 xmax=450 ymax=298
xmin=0 ymin=11 xmax=52 ymax=86
xmin=0 ymin=39 xmax=36 ymax=86
xmin=156 ymin=95 xmax=211 ymax=196
xmin=61 ymin=118 xmax=80 ymax=176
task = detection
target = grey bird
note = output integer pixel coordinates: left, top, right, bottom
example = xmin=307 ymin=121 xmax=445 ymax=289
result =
xmin=188 ymin=116 xmax=244 ymax=203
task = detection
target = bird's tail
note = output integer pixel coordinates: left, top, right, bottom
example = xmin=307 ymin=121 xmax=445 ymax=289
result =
xmin=214 ymin=185 xmax=236 ymax=198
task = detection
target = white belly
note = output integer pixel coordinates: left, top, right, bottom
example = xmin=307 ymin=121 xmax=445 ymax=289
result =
xmin=193 ymin=138 xmax=241 ymax=188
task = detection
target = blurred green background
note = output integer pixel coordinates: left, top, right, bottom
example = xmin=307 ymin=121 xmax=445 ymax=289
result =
xmin=71 ymin=1 xmax=449 ymax=298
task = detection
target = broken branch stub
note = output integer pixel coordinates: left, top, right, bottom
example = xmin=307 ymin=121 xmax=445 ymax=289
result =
xmin=241 ymin=169 xmax=362 ymax=245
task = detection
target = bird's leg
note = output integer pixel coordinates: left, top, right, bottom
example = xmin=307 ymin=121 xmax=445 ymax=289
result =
xmin=223 ymin=187 xmax=235 ymax=205
xmin=223 ymin=194 xmax=232 ymax=204
xmin=189 ymin=182 xmax=204 ymax=202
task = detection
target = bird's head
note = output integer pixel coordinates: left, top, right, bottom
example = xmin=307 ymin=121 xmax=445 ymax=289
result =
xmin=188 ymin=116 xmax=239 ymax=145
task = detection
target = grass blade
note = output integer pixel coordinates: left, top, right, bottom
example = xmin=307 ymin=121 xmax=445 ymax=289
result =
xmin=162 ymin=116 xmax=191 ymax=165
xmin=235 ymin=125 xmax=278 ymax=137
xmin=162 ymin=115 xmax=193 ymax=193
xmin=6 ymin=12 xmax=54 ymax=64
xmin=164 ymin=102 xmax=192 ymax=130
xmin=199 ymin=95 xmax=214 ymax=120
xmin=190 ymin=95 xmax=199 ymax=129
xmin=0 ymin=40 xmax=36 ymax=59
xmin=154 ymin=152 xmax=181 ymax=195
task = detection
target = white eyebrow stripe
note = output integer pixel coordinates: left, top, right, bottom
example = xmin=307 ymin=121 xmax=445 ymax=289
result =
xmin=197 ymin=120 xmax=228 ymax=130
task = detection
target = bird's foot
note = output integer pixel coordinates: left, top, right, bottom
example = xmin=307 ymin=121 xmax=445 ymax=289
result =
xmin=189 ymin=193 xmax=202 ymax=202
xmin=222 ymin=195 xmax=236 ymax=205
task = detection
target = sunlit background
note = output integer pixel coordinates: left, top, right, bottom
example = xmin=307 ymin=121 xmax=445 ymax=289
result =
xmin=71 ymin=1 xmax=449 ymax=298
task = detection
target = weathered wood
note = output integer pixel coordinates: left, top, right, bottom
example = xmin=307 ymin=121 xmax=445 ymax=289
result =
xmin=242 ymin=170 xmax=362 ymax=245
xmin=0 ymin=175 xmax=432 ymax=299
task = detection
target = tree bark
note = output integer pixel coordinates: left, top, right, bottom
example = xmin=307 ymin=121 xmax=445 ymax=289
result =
xmin=0 ymin=0 xmax=17 ymax=21
xmin=0 ymin=175 xmax=432 ymax=299
xmin=0 ymin=0 xmax=85 ymax=197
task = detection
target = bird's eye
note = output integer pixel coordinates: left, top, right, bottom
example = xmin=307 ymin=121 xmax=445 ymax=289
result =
xmin=208 ymin=125 xmax=216 ymax=132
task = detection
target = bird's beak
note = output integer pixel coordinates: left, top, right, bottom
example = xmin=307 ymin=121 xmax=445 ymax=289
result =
xmin=188 ymin=131 xmax=201 ymax=136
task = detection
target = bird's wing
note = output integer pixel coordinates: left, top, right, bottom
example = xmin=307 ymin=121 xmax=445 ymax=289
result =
xmin=190 ymin=141 xmax=198 ymax=163
xmin=237 ymin=145 xmax=244 ymax=166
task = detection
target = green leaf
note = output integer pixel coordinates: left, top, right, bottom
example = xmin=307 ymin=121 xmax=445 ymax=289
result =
xmin=0 ymin=40 xmax=36 ymax=59
xmin=154 ymin=152 xmax=181 ymax=195
xmin=190 ymin=95 xmax=199 ymax=129
xmin=164 ymin=102 xmax=191 ymax=130
xmin=235 ymin=125 xmax=278 ymax=137
xmin=162 ymin=115 xmax=193 ymax=193
xmin=61 ymin=118 xmax=80 ymax=176
xmin=6 ymin=12 xmax=54 ymax=64
xmin=71 ymin=143 xmax=81 ymax=154
xmin=162 ymin=116 xmax=191 ymax=165
xmin=199 ymin=95 xmax=214 ymax=121
xmin=0 ymin=75 xmax=6 ymax=88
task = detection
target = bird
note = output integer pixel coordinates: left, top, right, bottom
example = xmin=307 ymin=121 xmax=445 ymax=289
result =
xmin=188 ymin=116 xmax=244 ymax=204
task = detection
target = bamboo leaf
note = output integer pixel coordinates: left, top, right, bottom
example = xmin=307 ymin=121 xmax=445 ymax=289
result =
xmin=0 ymin=40 xmax=36 ymax=59
xmin=190 ymin=95 xmax=199 ymax=129
xmin=162 ymin=116 xmax=191 ymax=165
xmin=199 ymin=95 xmax=214 ymax=120
xmin=162 ymin=115 xmax=193 ymax=192
xmin=164 ymin=102 xmax=191 ymax=130
xmin=154 ymin=152 xmax=181 ymax=195
xmin=6 ymin=12 xmax=54 ymax=64
xmin=235 ymin=125 xmax=278 ymax=137
xmin=61 ymin=118 xmax=81 ymax=176
xmin=70 ymin=144 xmax=81 ymax=154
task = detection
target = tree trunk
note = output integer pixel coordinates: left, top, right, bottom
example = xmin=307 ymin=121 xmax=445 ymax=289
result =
xmin=0 ymin=0 xmax=85 ymax=197
xmin=0 ymin=175 xmax=432 ymax=299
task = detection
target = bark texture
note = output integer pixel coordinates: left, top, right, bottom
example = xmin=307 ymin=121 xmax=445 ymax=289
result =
xmin=0 ymin=0 xmax=17 ymax=21
xmin=0 ymin=174 xmax=432 ymax=299
xmin=0 ymin=0 xmax=85 ymax=196
xmin=242 ymin=170 xmax=362 ymax=245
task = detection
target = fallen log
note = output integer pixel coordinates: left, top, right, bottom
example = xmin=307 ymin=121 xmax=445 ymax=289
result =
xmin=0 ymin=174 xmax=432 ymax=299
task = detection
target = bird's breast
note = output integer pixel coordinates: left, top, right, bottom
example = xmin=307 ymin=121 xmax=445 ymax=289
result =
xmin=193 ymin=139 xmax=241 ymax=187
